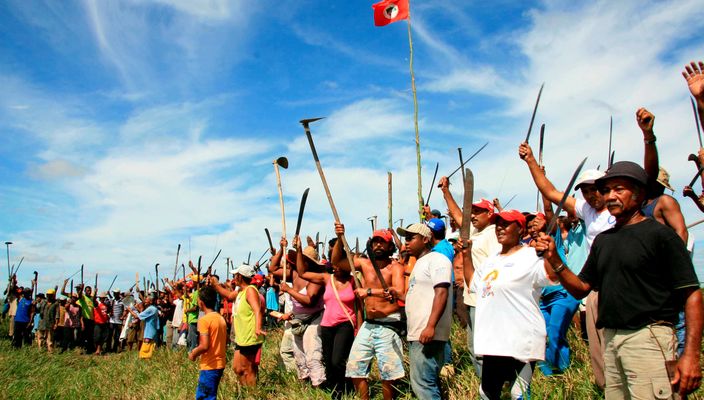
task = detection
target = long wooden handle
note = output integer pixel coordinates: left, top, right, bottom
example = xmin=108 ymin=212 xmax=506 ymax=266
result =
xmin=304 ymin=128 xmax=362 ymax=288
xmin=274 ymin=163 xmax=288 ymax=283
xmin=388 ymin=172 xmax=393 ymax=229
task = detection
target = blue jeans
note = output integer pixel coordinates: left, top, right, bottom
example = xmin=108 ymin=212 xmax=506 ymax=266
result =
xmin=675 ymin=311 xmax=685 ymax=357
xmin=196 ymin=368 xmax=224 ymax=400
xmin=539 ymin=289 xmax=579 ymax=375
xmin=187 ymin=323 xmax=198 ymax=352
xmin=409 ymin=340 xmax=445 ymax=400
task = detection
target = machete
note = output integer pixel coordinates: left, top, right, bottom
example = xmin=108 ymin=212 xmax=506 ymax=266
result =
xmin=538 ymin=123 xmax=545 ymax=167
xmin=538 ymin=157 xmax=588 ymax=256
xmin=424 ymin=162 xmax=439 ymax=206
xmin=173 ymin=243 xmax=181 ymax=281
xmin=692 ymin=98 xmax=703 ymax=148
xmin=365 ymin=239 xmax=395 ymax=303
xmin=458 ymin=148 xmax=466 ymax=185
xmin=264 ymin=228 xmax=275 ymax=254
xmin=447 ymin=142 xmax=489 ymax=179
xmin=688 ymin=164 xmax=704 ymax=188
xmin=295 ymin=188 xmax=310 ymax=237
xmin=460 ymin=169 xmax=474 ymax=247
xmin=608 ymin=116 xmax=613 ymax=168
xmin=524 ymin=83 xmax=545 ymax=143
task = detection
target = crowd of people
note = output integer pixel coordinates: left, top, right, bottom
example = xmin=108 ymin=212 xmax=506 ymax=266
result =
xmin=2 ymin=61 xmax=704 ymax=400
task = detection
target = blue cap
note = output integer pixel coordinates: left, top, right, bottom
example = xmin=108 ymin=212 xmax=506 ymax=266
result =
xmin=427 ymin=218 xmax=446 ymax=233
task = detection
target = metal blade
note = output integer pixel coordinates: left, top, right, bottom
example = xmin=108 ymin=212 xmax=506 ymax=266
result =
xmin=692 ymin=98 xmax=703 ymax=148
xmin=538 ymin=124 xmax=545 ymax=166
xmin=610 ymin=150 xmax=615 ymax=167
xmin=544 ymin=157 xmax=588 ymax=237
xmin=608 ymin=116 xmax=613 ymax=168
xmin=503 ymin=194 xmax=517 ymax=208
xmin=294 ymin=188 xmax=310 ymax=237
xmin=524 ymin=83 xmax=545 ymax=143
xmin=457 ymin=148 xmax=466 ymax=185
xmin=460 ymin=168 xmax=474 ymax=246
xmin=265 ymin=228 xmax=275 ymax=253
xmin=275 ymin=156 xmax=289 ymax=169
xmin=425 ymin=162 xmax=439 ymax=206
xmin=365 ymin=240 xmax=390 ymax=291
xmin=688 ymin=164 xmax=704 ymax=188
xmin=447 ymin=141 xmax=489 ymax=178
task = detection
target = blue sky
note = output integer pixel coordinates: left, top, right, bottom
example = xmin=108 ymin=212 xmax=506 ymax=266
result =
xmin=1 ymin=0 xmax=704 ymax=292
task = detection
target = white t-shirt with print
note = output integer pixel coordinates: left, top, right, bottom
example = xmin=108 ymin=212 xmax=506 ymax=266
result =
xmin=464 ymin=224 xmax=502 ymax=306
xmin=471 ymin=246 xmax=553 ymax=362
xmin=406 ymin=251 xmax=453 ymax=342
xmin=574 ymin=198 xmax=615 ymax=249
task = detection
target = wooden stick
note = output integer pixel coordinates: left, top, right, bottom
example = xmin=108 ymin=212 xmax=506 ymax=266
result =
xmin=406 ymin=8 xmax=423 ymax=222
xmin=274 ymin=161 xmax=288 ymax=284
xmin=388 ymin=172 xmax=393 ymax=229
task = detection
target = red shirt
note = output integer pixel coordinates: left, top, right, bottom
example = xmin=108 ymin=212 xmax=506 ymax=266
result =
xmin=93 ymin=302 xmax=109 ymax=324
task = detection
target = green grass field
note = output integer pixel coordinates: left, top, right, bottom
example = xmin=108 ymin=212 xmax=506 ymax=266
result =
xmin=0 ymin=318 xmax=701 ymax=399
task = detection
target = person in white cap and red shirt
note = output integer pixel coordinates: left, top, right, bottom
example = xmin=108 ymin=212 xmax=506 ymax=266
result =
xmin=393 ymin=222 xmax=453 ymax=400
xmin=519 ymin=142 xmax=614 ymax=389
xmin=541 ymin=161 xmax=702 ymax=399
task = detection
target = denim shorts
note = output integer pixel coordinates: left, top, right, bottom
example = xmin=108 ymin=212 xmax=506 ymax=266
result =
xmin=345 ymin=321 xmax=405 ymax=380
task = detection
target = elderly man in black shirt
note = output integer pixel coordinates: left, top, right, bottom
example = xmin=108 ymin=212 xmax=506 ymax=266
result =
xmin=538 ymin=161 xmax=702 ymax=398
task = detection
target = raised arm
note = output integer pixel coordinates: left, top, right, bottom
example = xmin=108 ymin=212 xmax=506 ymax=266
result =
xmin=438 ymin=176 xmax=462 ymax=225
xmin=61 ymin=279 xmax=70 ymax=298
xmin=208 ymin=277 xmax=237 ymax=301
xmin=331 ymin=222 xmax=361 ymax=272
xmin=519 ymin=142 xmax=576 ymax=214
xmin=683 ymin=61 xmax=704 ymax=134
xmin=636 ymin=108 xmax=659 ymax=185
xmin=293 ymin=235 xmax=327 ymax=285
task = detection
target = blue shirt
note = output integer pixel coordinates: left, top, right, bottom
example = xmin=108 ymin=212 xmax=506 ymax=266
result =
xmin=266 ymin=287 xmax=279 ymax=311
xmin=432 ymin=239 xmax=455 ymax=263
xmin=138 ymin=305 xmax=159 ymax=340
xmin=14 ymin=298 xmax=32 ymax=323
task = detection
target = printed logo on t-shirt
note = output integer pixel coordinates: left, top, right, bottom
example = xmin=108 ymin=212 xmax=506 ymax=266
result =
xmin=481 ymin=269 xmax=499 ymax=298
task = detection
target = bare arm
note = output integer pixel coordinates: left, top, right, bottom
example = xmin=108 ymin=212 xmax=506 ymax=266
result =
xmin=245 ymin=286 xmax=265 ymax=336
xmin=293 ymin=235 xmax=327 ymax=285
xmin=673 ymin=287 xmax=703 ymax=396
xmin=209 ymin=278 xmax=237 ymax=301
xmin=61 ymin=279 xmax=70 ymax=298
xmin=519 ymin=143 xmax=576 ymax=214
xmin=683 ymin=61 xmax=704 ymax=134
xmin=636 ymin=108 xmax=658 ymax=184
xmin=658 ymin=196 xmax=688 ymax=243
xmin=331 ymin=222 xmax=361 ymax=273
xmin=682 ymin=186 xmax=704 ymax=213
xmin=418 ymin=285 xmax=450 ymax=344
xmin=439 ymin=176 xmax=462 ymax=225
xmin=188 ymin=329 xmax=210 ymax=361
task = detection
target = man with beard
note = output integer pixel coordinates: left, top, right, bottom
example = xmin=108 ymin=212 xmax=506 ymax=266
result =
xmin=519 ymin=143 xmax=614 ymax=388
xmin=333 ymin=223 xmax=405 ymax=400
xmin=542 ymin=161 xmax=702 ymax=398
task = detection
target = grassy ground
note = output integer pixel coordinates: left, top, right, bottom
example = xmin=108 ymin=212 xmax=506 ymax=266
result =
xmin=0 ymin=318 xmax=701 ymax=399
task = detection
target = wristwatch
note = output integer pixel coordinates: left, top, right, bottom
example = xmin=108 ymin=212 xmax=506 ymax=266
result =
xmin=367 ymin=288 xmax=372 ymax=297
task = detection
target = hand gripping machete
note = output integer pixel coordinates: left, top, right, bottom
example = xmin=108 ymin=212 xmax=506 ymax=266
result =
xmin=537 ymin=157 xmax=588 ymax=256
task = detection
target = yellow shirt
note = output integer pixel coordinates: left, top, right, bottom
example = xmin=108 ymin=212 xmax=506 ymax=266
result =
xmin=233 ymin=286 xmax=264 ymax=347
xmin=197 ymin=311 xmax=227 ymax=370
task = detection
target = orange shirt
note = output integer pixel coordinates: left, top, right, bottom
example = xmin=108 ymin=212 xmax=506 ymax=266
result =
xmin=197 ymin=311 xmax=227 ymax=370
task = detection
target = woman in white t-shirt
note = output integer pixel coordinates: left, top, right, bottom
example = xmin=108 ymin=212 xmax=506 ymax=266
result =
xmin=460 ymin=209 xmax=557 ymax=400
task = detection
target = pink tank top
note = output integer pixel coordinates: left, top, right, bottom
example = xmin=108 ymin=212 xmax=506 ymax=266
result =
xmin=321 ymin=278 xmax=356 ymax=328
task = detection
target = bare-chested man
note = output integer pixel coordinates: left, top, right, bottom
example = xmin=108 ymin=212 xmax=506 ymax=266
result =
xmin=332 ymin=222 xmax=405 ymax=400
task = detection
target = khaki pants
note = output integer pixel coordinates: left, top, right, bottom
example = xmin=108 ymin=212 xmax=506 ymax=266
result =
xmin=8 ymin=318 xmax=14 ymax=337
xmin=279 ymin=327 xmax=296 ymax=371
xmin=37 ymin=329 xmax=53 ymax=350
xmin=604 ymin=325 xmax=678 ymax=400
xmin=586 ymin=291 xmax=605 ymax=389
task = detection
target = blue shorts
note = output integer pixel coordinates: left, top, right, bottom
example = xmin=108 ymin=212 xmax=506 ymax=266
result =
xmin=345 ymin=321 xmax=405 ymax=381
xmin=196 ymin=368 xmax=224 ymax=400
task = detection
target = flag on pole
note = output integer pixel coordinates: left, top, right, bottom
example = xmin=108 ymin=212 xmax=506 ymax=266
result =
xmin=372 ymin=0 xmax=409 ymax=26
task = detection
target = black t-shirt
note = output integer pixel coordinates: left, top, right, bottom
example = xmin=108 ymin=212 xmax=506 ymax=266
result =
xmin=579 ymin=218 xmax=699 ymax=329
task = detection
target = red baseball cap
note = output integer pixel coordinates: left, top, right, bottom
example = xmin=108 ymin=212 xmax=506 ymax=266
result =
xmin=372 ymin=229 xmax=393 ymax=243
xmin=490 ymin=209 xmax=527 ymax=230
xmin=472 ymin=199 xmax=494 ymax=213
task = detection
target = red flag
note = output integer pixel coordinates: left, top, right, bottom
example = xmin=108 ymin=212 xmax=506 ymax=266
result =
xmin=372 ymin=0 xmax=409 ymax=27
